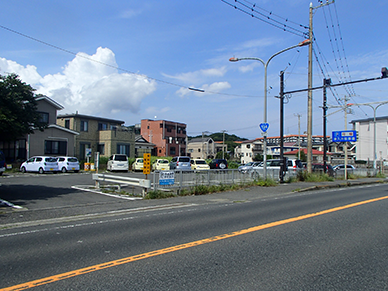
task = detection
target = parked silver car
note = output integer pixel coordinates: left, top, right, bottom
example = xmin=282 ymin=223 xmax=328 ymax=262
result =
xmin=20 ymin=156 xmax=59 ymax=174
xmin=169 ymin=156 xmax=191 ymax=171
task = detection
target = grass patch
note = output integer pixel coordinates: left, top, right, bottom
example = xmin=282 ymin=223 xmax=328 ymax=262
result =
xmin=255 ymin=178 xmax=277 ymax=187
xmin=145 ymin=190 xmax=176 ymax=199
xmin=297 ymin=171 xmax=334 ymax=182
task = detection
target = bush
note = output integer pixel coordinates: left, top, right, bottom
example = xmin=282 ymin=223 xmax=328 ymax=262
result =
xmin=297 ymin=171 xmax=334 ymax=182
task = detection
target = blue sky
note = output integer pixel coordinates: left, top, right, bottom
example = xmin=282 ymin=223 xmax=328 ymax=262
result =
xmin=1 ymin=1 xmax=387 ymax=139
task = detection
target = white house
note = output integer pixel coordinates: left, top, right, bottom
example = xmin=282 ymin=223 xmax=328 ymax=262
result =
xmin=351 ymin=116 xmax=388 ymax=162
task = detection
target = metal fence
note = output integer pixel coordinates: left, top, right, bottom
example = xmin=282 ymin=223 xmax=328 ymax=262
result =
xmin=151 ymin=167 xmax=379 ymax=192
xmin=151 ymin=169 xmax=300 ymax=192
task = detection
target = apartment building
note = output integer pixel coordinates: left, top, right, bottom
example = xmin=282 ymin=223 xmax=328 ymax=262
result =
xmin=57 ymin=113 xmax=135 ymax=159
xmin=140 ymin=119 xmax=187 ymax=157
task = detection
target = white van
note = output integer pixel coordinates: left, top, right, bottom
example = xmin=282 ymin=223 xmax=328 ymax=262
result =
xmin=107 ymin=154 xmax=129 ymax=172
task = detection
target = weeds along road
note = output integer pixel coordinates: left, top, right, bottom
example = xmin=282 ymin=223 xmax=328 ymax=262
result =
xmin=1 ymin=174 xmax=388 ymax=290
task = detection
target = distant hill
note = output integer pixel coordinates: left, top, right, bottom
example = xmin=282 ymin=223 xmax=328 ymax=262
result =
xmin=188 ymin=133 xmax=247 ymax=142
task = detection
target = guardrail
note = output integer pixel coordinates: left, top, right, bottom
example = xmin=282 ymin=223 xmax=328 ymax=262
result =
xmin=92 ymin=173 xmax=151 ymax=196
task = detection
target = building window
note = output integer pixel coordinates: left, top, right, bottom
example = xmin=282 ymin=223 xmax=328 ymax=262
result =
xmin=80 ymin=120 xmax=88 ymax=132
xmin=170 ymin=146 xmax=176 ymax=156
xmin=64 ymin=119 xmax=70 ymax=129
xmin=98 ymin=144 xmax=105 ymax=155
xmin=98 ymin=123 xmax=107 ymax=131
xmin=117 ymin=144 xmax=130 ymax=156
xmin=45 ymin=140 xmax=67 ymax=155
xmin=38 ymin=112 xmax=49 ymax=124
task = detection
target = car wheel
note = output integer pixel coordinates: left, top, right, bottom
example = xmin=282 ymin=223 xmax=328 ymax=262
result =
xmin=38 ymin=167 xmax=44 ymax=174
xmin=21 ymin=167 xmax=26 ymax=173
xmin=75 ymin=170 xmax=79 ymax=173
xmin=61 ymin=167 xmax=67 ymax=173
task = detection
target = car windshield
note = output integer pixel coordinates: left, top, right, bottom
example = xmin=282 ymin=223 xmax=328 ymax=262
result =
xmin=115 ymin=155 xmax=127 ymax=161
xmin=45 ymin=157 xmax=57 ymax=162
xmin=137 ymin=159 xmax=144 ymax=163
xmin=68 ymin=158 xmax=78 ymax=162
xmin=179 ymin=158 xmax=190 ymax=162
xmin=159 ymin=160 xmax=169 ymax=164
xmin=196 ymin=160 xmax=207 ymax=165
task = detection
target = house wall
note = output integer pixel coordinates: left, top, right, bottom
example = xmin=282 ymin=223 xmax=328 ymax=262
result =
xmin=141 ymin=119 xmax=187 ymax=157
xmin=187 ymin=140 xmax=215 ymax=159
xmin=36 ymin=101 xmax=58 ymax=124
xmin=57 ymin=115 xmax=135 ymax=159
xmin=354 ymin=119 xmax=388 ymax=161
xmin=27 ymin=127 xmax=76 ymax=157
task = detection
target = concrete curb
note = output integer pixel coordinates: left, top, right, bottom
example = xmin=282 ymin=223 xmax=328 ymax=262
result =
xmin=296 ymin=179 xmax=386 ymax=192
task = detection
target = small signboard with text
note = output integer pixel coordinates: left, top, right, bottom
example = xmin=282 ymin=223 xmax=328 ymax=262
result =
xmin=332 ymin=130 xmax=357 ymax=142
xmin=159 ymin=171 xmax=175 ymax=185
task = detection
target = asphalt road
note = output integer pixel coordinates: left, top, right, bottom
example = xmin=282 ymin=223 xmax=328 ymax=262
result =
xmin=1 ymin=173 xmax=388 ymax=290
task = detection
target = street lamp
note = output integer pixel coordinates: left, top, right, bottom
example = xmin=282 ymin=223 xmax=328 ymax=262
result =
xmin=229 ymin=39 xmax=310 ymax=179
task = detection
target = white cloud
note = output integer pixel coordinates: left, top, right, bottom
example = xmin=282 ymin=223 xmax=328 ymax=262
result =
xmin=176 ymin=81 xmax=231 ymax=97
xmin=1 ymin=47 xmax=157 ymax=117
xmin=36 ymin=47 xmax=156 ymax=115
xmin=162 ymin=66 xmax=227 ymax=84
xmin=0 ymin=57 xmax=42 ymax=84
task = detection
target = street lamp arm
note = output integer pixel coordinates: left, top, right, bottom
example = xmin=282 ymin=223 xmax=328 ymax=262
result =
xmin=229 ymin=57 xmax=265 ymax=66
xmin=266 ymin=39 xmax=311 ymax=67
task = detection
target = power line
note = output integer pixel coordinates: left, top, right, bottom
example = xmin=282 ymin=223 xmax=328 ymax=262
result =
xmin=220 ymin=0 xmax=308 ymax=39
xmin=0 ymin=24 xmax=260 ymax=99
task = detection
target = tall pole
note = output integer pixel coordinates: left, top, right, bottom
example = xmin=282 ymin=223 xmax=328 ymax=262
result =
xmin=221 ymin=130 xmax=227 ymax=159
xmin=344 ymin=97 xmax=349 ymax=180
xmin=294 ymin=113 xmax=302 ymax=160
xmin=279 ymin=71 xmax=285 ymax=183
xmin=229 ymin=39 xmax=310 ymax=180
xmin=323 ymin=79 xmax=328 ymax=173
xmin=307 ymin=1 xmax=334 ymax=173
xmin=307 ymin=3 xmax=313 ymax=173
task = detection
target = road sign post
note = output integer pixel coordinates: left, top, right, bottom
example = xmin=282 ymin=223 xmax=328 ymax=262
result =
xmin=143 ymin=153 xmax=151 ymax=175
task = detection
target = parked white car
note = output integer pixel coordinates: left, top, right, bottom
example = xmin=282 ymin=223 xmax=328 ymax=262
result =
xmin=132 ymin=158 xmax=144 ymax=171
xmin=57 ymin=156 xmax=80 ymax=173
xmin=152 ymin=159 xmax=169 ymax=171
xmin=191 ymin=159 xmax=210 ymax=170
xmin=107 ymin=154 xmax=129 ymax=172
xmin=20 ymin=156 xmax=59 ymax=174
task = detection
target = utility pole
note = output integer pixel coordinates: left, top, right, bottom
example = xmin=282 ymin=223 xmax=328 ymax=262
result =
xmin=221 ymin=130 xmax=227 ymax=159
xmin=279 ymin=71 xmax=285 ymax=183
xmin=294 ymin=113 xmax=302 ymax=160
xmin=322 ymin=78 xmax=331 ymax=174
xmin=307 ymin=1 xmax=334 ymax=173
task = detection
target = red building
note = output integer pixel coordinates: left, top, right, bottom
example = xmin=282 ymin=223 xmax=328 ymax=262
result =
xmin=140 ymin=119 xmax=187 ymax=157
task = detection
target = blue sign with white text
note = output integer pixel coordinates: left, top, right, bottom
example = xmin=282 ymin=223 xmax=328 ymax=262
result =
xmin=259 ymin=123 xmax=269 ymax=133
xmin=332 ymin=130 xmax=357 ymax=142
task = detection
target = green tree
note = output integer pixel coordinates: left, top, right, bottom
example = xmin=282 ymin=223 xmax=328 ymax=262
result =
xmin=0 ymin=74 xmax=45 ymax=141
xmin=296 ymin=150 xmax=307 ymax=162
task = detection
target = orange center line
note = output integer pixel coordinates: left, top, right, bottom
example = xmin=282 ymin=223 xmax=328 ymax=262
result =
xmin=2 ymin=195 xmax=387 ymax=291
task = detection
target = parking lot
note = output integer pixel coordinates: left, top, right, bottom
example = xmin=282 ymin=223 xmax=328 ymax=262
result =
xmin=0 ymin=171 xmax=150 ymax=211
